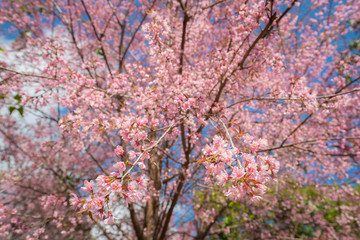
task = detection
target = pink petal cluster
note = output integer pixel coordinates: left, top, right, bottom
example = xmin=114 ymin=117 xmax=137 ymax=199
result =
xmin=201 ymin=135 xmax=279 ymax=202
xmin=114 ymin=146 xmax=125 ymax=156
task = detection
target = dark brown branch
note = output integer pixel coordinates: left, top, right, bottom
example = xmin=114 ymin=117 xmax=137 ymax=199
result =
xmin=80 ymin=0 xmax=113 ymax=77
xmin=280 ymin=113 xmax=312 ymax=147
xmin=237 ymin=13 xmax=277 ymax=70
xmin=52 ymin=0 xmax=94 ymax=78
xmin=119 ymin=10 xmax=149 ymax=71
xmin=158 ymin=165 xmax=189 ymax=240
xmin=0 ymin=66 xmax=56 ymax=81
xmin=259 ymin=137 xmax=360 ymax=152
xmin=178 ymin=13 xmax=190 ymax=74
xmin=202 ymin=0 xmax=227 ymax=10
xmin=226 ymin=88 xmax=360 ymax=107
xmin=95 ymin=221 xmax=116 ymax=240
xmin=128 ymin=203 xmax=144 ymax=240
xmin=335 ymin=76 xmax=360 ymax=94
xmin=85 ymin=148 xmax=109 ymax=175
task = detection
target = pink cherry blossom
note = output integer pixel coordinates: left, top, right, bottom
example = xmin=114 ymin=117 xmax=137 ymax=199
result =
xmin=113 ymin=161 xmax=126 ymax=173
xmin=81 ymin=180 xmax=94 ymax=193
xmin=114 ymin=146 xmax=125 ymax=156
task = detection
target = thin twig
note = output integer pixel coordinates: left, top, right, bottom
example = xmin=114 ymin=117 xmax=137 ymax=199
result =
xmin=85 ymin=148 xmax=109 ymax=175
xmin=0 ymin=66 xmax=56 ymax=81
xmin=215 ymin=117 xmax=242 ymax=168
xmin=260 ymin=136 xmax=360 ymax=152
xmin=227 ymin=88 xmax=360 ymax=108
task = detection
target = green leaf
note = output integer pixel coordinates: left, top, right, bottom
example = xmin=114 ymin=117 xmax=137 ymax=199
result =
xmin=18 ymin=106 xmax=24 ymax=117
xmin=9 ymin=106 xmax=16 ymax=115
xmin=249 ymin=214 xmax=256 ymax=219
xmin=14 ymin=94 xmax=21 ymax=103
xmin=345 ymin=74 xmax=352 ymax=84
xmin=96 ymin=48 xmax=104 ymax=56
xmin=350 ymin=39 xmax=360 ymax=51
xmin=0 ymin=47 xmax=4 ymax=53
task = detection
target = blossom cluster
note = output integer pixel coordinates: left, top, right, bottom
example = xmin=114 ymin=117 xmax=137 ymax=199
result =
xmin=201 ymin=135 xmax=279 ymax=202
xmin=71 ymin=158 xmax=148 ymax=223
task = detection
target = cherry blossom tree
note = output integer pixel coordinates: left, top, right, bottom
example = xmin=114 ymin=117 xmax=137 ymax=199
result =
xmin=0 ymin=0 xmax=359 ymax=239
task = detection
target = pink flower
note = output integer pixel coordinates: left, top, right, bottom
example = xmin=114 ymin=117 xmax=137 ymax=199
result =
xmin=249 ymin=144 xmax=259 ymax=153
xmin=70 ymin=193 xmax=83 ymax=207
xmin=94 ymin=197 xmax=104 ymax=210
xmin=255 ymin=184 xmax=267 ymax=195
xmin=246 ymin=162 xmax=257 ymax=174
xmin=81 ymin=180 xmax=94 ymax=192
xmin=113 ymin=161 xmax=126 ymax=173
xmin=223 ymin=227 xmax=230 ymax=235
xmin=231 ymin=167 xmax=245 ymax=180
xmin=114 ymin=146 xmax=124 ymax=156
xmin=150 ymin=119 xmax=159 ymax=126
xmin=96 ymin=175 xmax=110 ymax=187
xmin=138 ymin=161 xmax=146 ymax=169
xmin=127 ymin=181 xmax=137 ymax=191
xmin=104 ymin=211 xmax=115 ymax=224
xmin=242 ymin=153 xmax=255 ymax=165
xmin=251 ymin=194 xmax=262 ymax=203
xmin=136 ymin=176 xmax=148 ymax=189
xmin=203 ymin=145 xmax=212 ymax=155
xmin=136 ymin=117 xmax=148 ymax=126
xmin=95 ymin=208 xmax=106 ymax=220
xmin=111 ymin=181 xmax=121 ymax=191
xmin=217 ymin=171 xmax=228 ymax=186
